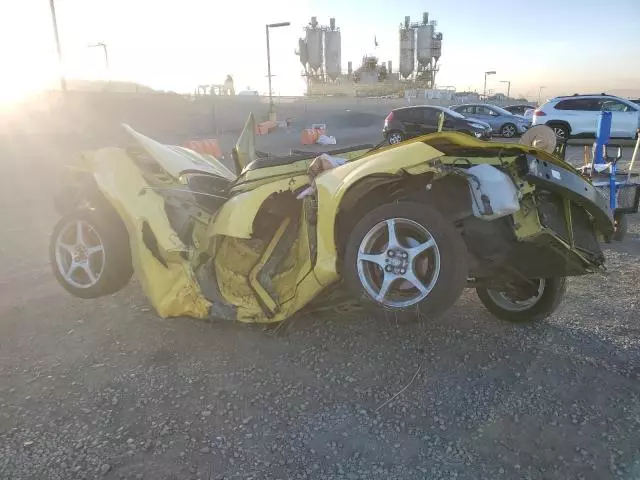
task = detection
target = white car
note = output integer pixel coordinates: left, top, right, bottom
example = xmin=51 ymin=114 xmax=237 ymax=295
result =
xmin=532 ymin=94 xmax=640 ymax=139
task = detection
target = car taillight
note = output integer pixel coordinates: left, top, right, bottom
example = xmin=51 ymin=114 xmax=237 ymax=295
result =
xmin=385 ymin=111 xmax=394 ymax=123
xmin=533 ymin=110 xmax=546 ymax=116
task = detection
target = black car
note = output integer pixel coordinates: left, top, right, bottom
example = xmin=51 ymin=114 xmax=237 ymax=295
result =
xmin=503 ymin=104 xmax=536 ymax=116
xmin=383 ymin=106 xmax=492 ymax=144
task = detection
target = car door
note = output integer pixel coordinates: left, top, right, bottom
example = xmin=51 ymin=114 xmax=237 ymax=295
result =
xmin=420 ymin=108 xmax=441 ymax=134
xmin=474 ymin=105 xmax=501 ymax=130
xmin=554 ymin=98 xmax=600 ymax=135
xmin=400 ymin=108 xmax=424 ymax=138
xmin=599 ymin=99 xmax=639 ymax=138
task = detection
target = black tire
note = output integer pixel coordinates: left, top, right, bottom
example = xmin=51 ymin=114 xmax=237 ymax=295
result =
xmin=342 ymin=202 xmax=469 ymax=322
xmin=612 ymin=212 xmax=628 ymax=241
xmin=50 ymin=209 xmax=133 ymax=299
xmin=387 ymin=131 xmax=404 ymax=145
xmin=547 ymin=122 xmax=570 ymax=140
xmin=500 ymin=123 xmax=517 ymax=138
xmin=476 ymin=277 xmax=566 ymax=323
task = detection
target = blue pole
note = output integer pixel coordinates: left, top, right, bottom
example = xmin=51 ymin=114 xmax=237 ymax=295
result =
xmin=594 ymin=111 xmax=612 ymax=165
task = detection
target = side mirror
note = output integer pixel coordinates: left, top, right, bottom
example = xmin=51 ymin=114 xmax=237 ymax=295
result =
xmin=603 ymin=144 xmax=622 ymax=163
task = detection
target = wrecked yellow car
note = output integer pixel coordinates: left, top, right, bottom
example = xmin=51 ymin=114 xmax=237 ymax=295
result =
xmin=50 ymin=117 xmax=614 ymax=324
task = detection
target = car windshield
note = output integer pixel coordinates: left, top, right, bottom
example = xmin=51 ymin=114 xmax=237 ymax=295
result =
xmin=442 ymin=107 xmax=465 ymax=119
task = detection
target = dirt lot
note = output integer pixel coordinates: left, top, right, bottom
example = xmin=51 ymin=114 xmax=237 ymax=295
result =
xmin=1 ymin=122 xmax=640 ymax=479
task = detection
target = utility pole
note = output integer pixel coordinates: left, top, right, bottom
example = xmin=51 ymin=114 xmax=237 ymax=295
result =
xmin=49 ymin=0 xmax=67 ymax=92
xmin=265 ymin=22 xmax=290 ymax=120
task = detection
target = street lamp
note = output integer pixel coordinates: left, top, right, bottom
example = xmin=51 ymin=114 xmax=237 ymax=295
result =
xmin=499 ymin=80 xmax=511 ymax=99
xmin=483 ymin=71 xmax=496 ymax=100
xmin=537 ymin=86 xmax=546 ymax=105
xmin=265 ymin=21 xmax=290 ymax=120
xmin=89 ymin=42 xmax=109 ymax=72
xmin=49 ymin=0 xmax=66 ymax=92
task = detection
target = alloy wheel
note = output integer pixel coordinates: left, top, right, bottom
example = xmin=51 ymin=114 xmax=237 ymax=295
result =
xmin=54 ymin=220 xmax=106 ymax=289
xmin=356 ymin=218 xmax=441 ymax=308
xmin=485 ymin=279 xmax=546 ymax=312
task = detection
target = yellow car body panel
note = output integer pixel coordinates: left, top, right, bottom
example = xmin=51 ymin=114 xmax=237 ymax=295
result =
xmin=313 ymin=140 xmax=445 ymax=285
xmin=207 ymin=174 xmax=309 ymax=239
xmin=85 ymin=147 xmax=212 ymax=319
xmin=212 ymin=206 xmax=321 ymax=323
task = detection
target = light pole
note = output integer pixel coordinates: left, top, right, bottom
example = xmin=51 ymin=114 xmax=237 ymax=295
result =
xmin=483 ymin=71 xmax=496 ymax=100
xmin=265 ymin=21 xmax=290 ymax=120
xmin=499 ymin=80 xmax=511 ymax=99
xmin=49 ymin=0 xmax=67 ymax=92
xmin=89 ymin=42 xmax=109 ymax=72
xmin=537 ymin=86 xmax=546 ymax=105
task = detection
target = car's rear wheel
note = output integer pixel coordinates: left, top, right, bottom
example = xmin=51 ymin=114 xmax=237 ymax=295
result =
xmin=50 ymin=209 xmax=133 ymax=299
xmin=547 ymin=122 xmax=570 ymax=140
xmin=387 ymin=131 xmax=404 ymax=144
xmin=501 ymin=123 xmax=517 ymax=138
xmin=343 ymin=202 xmax=469 ymax=322
xmin=476 ymin=277 xmax=566 ymax=323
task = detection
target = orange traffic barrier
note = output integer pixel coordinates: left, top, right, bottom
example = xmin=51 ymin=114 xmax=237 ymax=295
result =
xmin=183 ymin=139 xmax=222 ymax=159
xmin=300 ymin=128 xmax=318 ymax=145
xmin=255 ymin=120 xmax=277 ymax=135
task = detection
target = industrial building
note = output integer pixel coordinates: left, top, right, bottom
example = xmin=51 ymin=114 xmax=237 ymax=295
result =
xmin=296 ymin=12 xmax=443 ymax=97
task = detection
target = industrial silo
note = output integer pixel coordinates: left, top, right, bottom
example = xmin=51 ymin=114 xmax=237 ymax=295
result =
xmin=399 ymin=16 xmax=415 ymax=79
xmin=415 ymin=12 xmax=434 ymax=69
xmin=305 ymin=17 xmax=324 ymax=72
xmin=432 ymin=32 xmax=443 ymax=62
xmin=298 ymin=38 xmax=308 ymax=68
xmin=324 ymin=18 xmax=341 ymax=80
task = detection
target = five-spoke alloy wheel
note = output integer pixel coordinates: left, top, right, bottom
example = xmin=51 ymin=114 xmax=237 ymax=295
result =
xmin=50 ymin=209 xmax=133 ymax=299
xmin=343 ymin=202 xmax=469 ymax=321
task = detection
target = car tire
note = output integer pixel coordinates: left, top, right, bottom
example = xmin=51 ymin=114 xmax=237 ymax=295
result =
xmin=387 ymin=131 xmax=404 ymax=145
xmin=50 ymin=209 xmax=133 ymax=299
xmin=501 ymin=123 xmax=517 ymax=138
xmin=547 ymin=122 xmax=570 ymax=140
xmin=342 ymin=202 xmax=469 ymax=322
xmin=612 ymin=212 xmax=627 ymax=241
xmin=476 ymin=277 xmax=566 ymax=323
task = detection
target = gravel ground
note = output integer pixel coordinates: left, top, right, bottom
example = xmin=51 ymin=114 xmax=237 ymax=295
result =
xmin=1 ymin=126 xmax=639 ymax=479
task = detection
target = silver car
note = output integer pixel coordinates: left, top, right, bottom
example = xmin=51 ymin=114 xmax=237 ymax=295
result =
xmin=450 ymin=103 xmax=531 ymax=138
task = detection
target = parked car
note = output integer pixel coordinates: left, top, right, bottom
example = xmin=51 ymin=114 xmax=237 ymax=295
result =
xmin=532 ymin=94 xmax=640 ymax=139
xmin=450 ymin=103 xmax=531 ymax=138
xmin=49 ymin=114 xmax=615 ymax=325
xmin=504 ymin=104 xmax=536 ymax=120
xmin=383 ymin=106 xmax=492 ymax=144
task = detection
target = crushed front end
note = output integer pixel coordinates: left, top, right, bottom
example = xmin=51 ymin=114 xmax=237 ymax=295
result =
xmin=424 ymin=135 xmax=615 ymax=287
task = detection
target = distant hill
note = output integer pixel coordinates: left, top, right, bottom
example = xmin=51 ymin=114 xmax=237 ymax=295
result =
xmin=65 ymin=79 xmax=157 ymax=93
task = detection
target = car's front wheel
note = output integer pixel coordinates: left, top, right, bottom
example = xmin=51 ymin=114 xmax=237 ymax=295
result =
xmin=476 ymin=277 xmax=566 ymax=323
xmin=387 ymin=131 xmax=404 ymax=144
xmin=343 ymin=202 xmax=469 ymax=321
xmin=50 ymin=209 xmax=133 ymax=299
